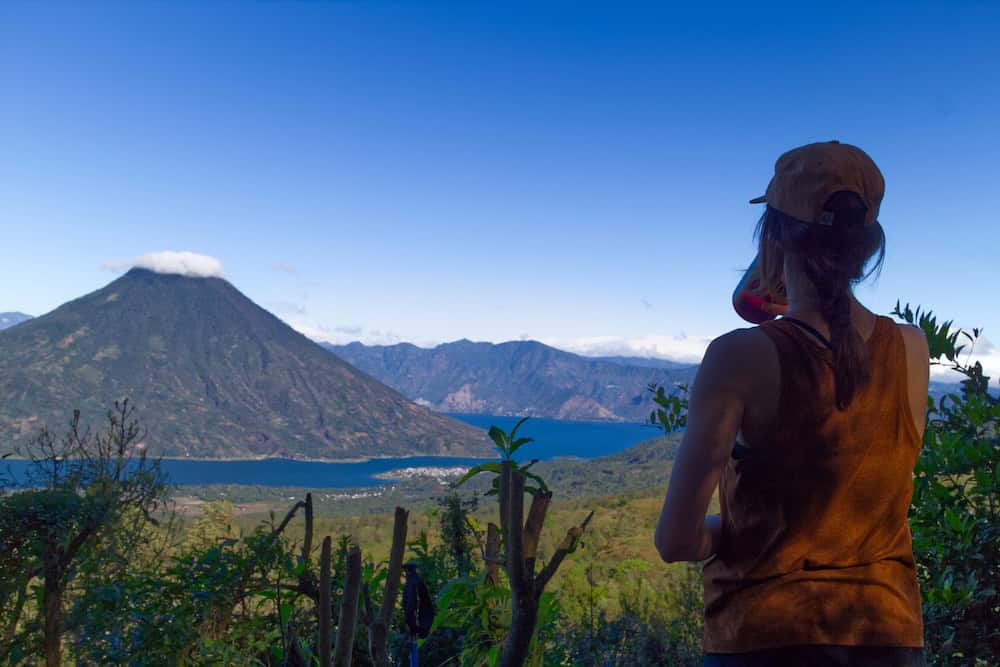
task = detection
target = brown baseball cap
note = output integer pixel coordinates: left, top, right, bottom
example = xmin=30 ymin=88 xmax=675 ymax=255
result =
xmin=749 ymin=141 xmax=884 ymax=226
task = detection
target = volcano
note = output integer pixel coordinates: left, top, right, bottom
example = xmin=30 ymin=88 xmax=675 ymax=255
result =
xmin=0 ymin=269 xmax=489 ymax=460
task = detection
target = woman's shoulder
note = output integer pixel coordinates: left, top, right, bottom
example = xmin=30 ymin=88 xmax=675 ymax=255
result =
xmin=706 ymin=320 xmax=777 ymax=356
xmin=873 ymin=315 xmax=929 ymax=362
xmin=891 ymin=318 xmax=929 ymax=352
xmin=706 ymin=325 xmax=779 ymax=358
xmin=699 ymin=326 xmax=780 ymax=395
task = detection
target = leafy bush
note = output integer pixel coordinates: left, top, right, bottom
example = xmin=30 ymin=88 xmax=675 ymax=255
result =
xmin=0 ymin=401 xmax=170 ymax=666
xmin=551 ymin=561 xmax=702 ymax=666
xmin=894 ymin=303 xmax=999 ymax=666
xmin=69 ymin=515 xmax=312 ymax=665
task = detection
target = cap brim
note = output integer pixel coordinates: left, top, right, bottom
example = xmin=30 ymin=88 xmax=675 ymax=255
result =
xmin=749 ymin=195 xmax=767 ymax=204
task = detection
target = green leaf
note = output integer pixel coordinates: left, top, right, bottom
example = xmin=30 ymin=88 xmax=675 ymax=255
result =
xmin=522 ymin=469 xmax=549 ymax=492
xmin=509 ymin=416 xmax=531 ymax=440
xmin=508 ymin=436 xmax=534 ymax=457
xmin=488 ymin=426 xmax=509 ymax=456
xmin=455 ymin=461 xmax=503 ymax=487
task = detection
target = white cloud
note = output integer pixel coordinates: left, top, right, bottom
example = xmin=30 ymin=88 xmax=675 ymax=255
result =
xmin=975 ymin=335 xmax=996 ymax=355
xmin=285 ymin=320 xmax=337 ymax=343
xmin=930 ymin=346 xmax=1000 ymax=387
xmin=540 ymin=333 xmax=713 ymax=364
xmin=540 ymin=333 xmax=1000 ymax=387
xmin=270 ymin=300 xmax=307 ymax=316
xmin=103 ymin=251 xmax=225 ymax=278
xmin=282 ymin=317 xmax=408 ymax=347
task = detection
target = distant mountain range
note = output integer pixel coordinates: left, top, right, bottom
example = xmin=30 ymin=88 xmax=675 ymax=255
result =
xmin=591 ymin=355 xmax=696 ymax=370
xmin=324 ymin=339 xmax=697 ymax=422
xmin=929 ymin=380 xmax=999 ymax=400
xmin=6 ymin=279 xmax=988 ymax=460
xmin=0 ymin=312 xmax=32 ymax=330
xmin=0 ymin=270 xmax=489 ymax=460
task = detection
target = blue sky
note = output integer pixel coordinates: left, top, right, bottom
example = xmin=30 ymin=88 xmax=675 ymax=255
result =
xmin=1 ymin=2 xmax=998 ymax=378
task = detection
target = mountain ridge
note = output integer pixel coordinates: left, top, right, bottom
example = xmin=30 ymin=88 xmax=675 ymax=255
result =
xmin=0 ymin=269 xmax=489 ymax=460
xmin=0 ymin=312 xmax=32 ymax=331
xmin=323 ymin=339 xmax=697 ymax=422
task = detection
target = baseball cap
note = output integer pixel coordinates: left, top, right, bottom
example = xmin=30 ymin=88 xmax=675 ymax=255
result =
xmin=733 ymin=141 xmax=885 ymax=323
xmin=749 ymin=140 xmax=884 ymax=226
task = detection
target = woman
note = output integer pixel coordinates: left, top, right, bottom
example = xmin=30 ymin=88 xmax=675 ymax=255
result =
xmin=654 ymin=141 xmax=929 ymax=666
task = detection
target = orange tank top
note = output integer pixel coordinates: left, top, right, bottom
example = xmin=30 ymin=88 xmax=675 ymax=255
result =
xmin=703 ymin=315 xmax=924 ymax=653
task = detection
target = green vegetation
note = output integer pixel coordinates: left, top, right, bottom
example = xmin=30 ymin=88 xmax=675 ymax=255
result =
xmin=0 ymin=401 xmax=171 ymax=665
xmin=893 ymin=304 xmax=999 ymax=665
xmin=0 ymin=408 xmax=694 ymax=666
xmin=1 ymin=302 xmax=996 ymax=665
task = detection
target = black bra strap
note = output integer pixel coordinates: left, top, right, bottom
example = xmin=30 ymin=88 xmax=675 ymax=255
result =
xmin=780 ymin=316 xmax=835 ymax=353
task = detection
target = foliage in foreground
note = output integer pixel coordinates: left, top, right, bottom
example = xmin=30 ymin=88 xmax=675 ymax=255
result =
xmin=893 ymin=303 xmax=999 ymax=666
xmin=0 ymin=409 xmax=700 ymax=666
xmin=0 ymin=301 xmax=995 ymax=665
xmin=0 ymin=401 xmax=170 ymax=666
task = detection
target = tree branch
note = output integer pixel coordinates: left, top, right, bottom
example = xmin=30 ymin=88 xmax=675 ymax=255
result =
xmin=333 ymin=546 xmax=362 ymax=667
xmin=319 ymin=536 xmax=332 ymax=667
xmin=274 ymin=500 xmax=307 ymax=537
xmin=506 ymin=464 xmax=526 ymax=595
xmin=522 ymin=490 xmax=552 ymax=564
xmin=485 ymin=522 xmax=501 ymax=585
xmin=499 ymin=461 xmax=511 ymax=547
xmin=535 ymin=510 xmax=594 ymax=594
xmin=369 ymin=506 xmax=409 ymax=666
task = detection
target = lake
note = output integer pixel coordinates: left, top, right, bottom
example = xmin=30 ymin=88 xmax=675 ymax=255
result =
xmin=3 ymin=415 xmax=661 ymax=488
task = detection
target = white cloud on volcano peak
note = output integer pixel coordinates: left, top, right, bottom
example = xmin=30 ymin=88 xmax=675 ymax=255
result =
xmin=102 ymin=251 xmax=225 ymax=278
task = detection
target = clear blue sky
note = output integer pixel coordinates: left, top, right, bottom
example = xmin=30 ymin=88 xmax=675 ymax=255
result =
xmin=2 ymin=2 xmax=998 ymax=376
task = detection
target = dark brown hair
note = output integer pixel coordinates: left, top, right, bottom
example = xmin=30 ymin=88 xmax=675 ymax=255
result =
xmin=756 ymin=192 xmax=886 ymax=409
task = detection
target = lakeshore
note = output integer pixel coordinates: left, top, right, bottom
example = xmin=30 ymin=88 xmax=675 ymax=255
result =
xmin=2 ymin=415 xmax=661 ymax=488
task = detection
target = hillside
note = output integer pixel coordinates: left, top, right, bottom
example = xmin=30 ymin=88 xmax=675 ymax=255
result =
xmin=324 ymin=339 xmax=696 ymax=422
xmin=0 ymin=269 xmax=489 ymax=460
xmin=0 ymin=312 xmax=32 ymax=330
xmin=591 ymin=355 xmax=696 ymax=370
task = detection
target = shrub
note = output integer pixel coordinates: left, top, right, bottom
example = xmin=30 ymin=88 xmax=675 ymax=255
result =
xmin=894 ymin=303 xmax=999 ymax=666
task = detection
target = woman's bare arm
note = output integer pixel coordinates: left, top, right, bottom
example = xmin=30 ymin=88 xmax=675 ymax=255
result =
xmin=654 ymin=330 xmax=754 ymax=562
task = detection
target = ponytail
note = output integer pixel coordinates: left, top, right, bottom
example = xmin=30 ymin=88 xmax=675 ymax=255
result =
xmin=803 ymin=263 xmax=869 ymax=409
xmin=756 ymin=192 xmax=886 ymax=409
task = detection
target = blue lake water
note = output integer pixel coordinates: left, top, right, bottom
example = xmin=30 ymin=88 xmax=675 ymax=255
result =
xmin=3 ymin=415 xmax=660 ymax=488
xmin=451 ymin=414 xmax=659 ymax=460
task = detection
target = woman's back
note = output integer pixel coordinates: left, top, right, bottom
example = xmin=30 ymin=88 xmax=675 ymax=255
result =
xmin=653 ymin=142 xmax=930 ymax=666
xmin=703 ymin=315 xmax=925 ymax=653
